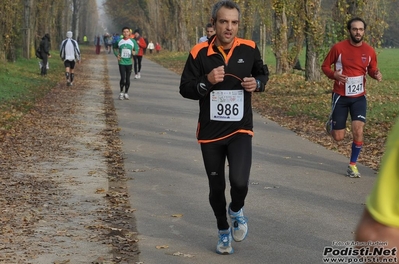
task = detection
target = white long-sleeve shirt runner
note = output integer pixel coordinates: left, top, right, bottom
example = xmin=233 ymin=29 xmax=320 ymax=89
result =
xmin=60 ymin=38 xmax=80 ymax=61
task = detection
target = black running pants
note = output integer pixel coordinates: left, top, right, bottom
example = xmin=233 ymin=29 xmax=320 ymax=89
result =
xmin=133 ymin=55 xmax=143 ymax=74
xmin=119 ymin=64 xmax=132 ymax=93
xmin=200 ymin=133 xmax=252 ymax=230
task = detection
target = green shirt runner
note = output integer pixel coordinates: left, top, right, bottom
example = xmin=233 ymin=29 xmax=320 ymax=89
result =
xmin=113 ymin=37 xmax=138 ymax=65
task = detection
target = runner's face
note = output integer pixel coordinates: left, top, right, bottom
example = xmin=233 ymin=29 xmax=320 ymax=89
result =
xmin=206 ymin=27 xmax=215 ymax=38
xmin=213 ymin=7 xmax=239 ymax=49
xmin=122 ymin=29 xmax=130 ymax=39
xmin=349 ymin=21 xmax=365 ymax=45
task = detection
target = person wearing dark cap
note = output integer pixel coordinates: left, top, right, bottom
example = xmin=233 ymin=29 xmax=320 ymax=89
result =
xmin=39 ymin=33 xmax=51 ymax=76
xmin=132 ymin=28 xmax=147 ymax=79
xmin=60 ymin=31 xmax=81 ymax=86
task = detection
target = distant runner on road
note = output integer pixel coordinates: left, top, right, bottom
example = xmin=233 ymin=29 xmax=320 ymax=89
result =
xmin=60 ymin=31 xmax=81 ymax=86
xmin=113 ymin=27 xmax=138 ymax=100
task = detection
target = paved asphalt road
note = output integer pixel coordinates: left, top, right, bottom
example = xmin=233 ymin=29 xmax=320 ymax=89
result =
xmin=107 ymin=55 xmax=377 ymax=264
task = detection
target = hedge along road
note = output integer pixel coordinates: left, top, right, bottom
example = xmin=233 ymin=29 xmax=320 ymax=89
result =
xmin=106 ymin=54 xmax=377 ymax=264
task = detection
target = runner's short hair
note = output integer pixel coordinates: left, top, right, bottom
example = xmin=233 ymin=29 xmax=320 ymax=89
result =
xmin=347 ymin=17 xmax=367 ymax=31
xmin=211 ymin=0 xmax=241 ymax=24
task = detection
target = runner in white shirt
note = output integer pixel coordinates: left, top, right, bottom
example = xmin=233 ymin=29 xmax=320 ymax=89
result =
xmin=60 ymin=31 xmax=81 ymax=86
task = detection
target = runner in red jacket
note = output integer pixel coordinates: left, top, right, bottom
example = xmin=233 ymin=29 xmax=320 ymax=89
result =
xmin=133 ymin=28 xmax=147 ymax=79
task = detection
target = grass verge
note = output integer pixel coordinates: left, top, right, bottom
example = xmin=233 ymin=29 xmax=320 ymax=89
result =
xmin=0 ymin=51 xmax=65 ymax=129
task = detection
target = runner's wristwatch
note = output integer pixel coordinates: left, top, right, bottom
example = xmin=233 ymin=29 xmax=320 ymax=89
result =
xmin=256 ymin=80 xmax=261 ymax=91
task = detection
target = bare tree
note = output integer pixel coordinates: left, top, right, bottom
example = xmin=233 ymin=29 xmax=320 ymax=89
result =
xmin=22 ymin=0 xmax=33 ymax=59
xmin=304 ymin=0 xmax=322 ymax=81
xmin=272 ymin=1 xmax=290 ymax=74
xmin=79 ymin=0 xmax=99 ymax=43
xmin=0 ymin=0 xmax=22 ymax=62
xmin=72 ymin=0 xmax=81 ymax=41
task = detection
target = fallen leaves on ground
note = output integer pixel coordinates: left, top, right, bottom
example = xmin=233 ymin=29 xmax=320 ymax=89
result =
xmin=0 ymin=51 xmax=139 ymax=263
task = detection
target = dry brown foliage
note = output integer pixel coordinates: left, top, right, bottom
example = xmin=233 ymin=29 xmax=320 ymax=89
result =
xmin=0 ymin=52 xmax=139 ymax=263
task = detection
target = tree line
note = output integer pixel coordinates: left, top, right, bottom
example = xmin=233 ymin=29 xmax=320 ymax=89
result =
xmin=102 ymin=0 xmax=394 ymax=80
xmin=0 ymin=0 xmax=99 ymax=62
xmin=1 ymin=0 xmax=398 ymax=81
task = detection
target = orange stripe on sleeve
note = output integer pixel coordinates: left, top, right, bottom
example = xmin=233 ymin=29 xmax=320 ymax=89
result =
xmin=191 ymin=42 xmax=209 ymax=59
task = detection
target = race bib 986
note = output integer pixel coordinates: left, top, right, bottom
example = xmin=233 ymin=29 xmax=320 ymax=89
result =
xmin=210 ymin=90 xmax=244 ymax=121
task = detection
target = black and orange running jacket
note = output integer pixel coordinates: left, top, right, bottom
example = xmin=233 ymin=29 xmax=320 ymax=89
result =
xmin=179 ymin=36 xmax=269 ymax=143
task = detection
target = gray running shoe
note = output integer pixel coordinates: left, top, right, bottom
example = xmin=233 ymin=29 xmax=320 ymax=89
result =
xmin=229 ymin=206 xmax=248 ymax=242
xmin=216 ymin=228 xmax=233 ymax=255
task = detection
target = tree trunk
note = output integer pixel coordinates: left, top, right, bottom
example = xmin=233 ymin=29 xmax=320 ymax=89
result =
xmin=72 ymin=0 xmax=80 ymax=41
xmin=304 ymin=0 xmax=322 ymax=81
xmin=23 ymin=0 xmax=33 ymax=59
xmin=273 ymin=4 xmax=290 ymax=74
xmin=305 ymin=38 xmax=321 ymax=81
